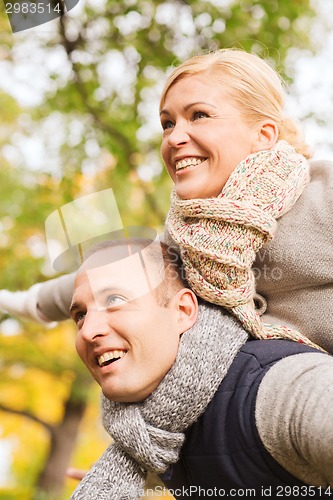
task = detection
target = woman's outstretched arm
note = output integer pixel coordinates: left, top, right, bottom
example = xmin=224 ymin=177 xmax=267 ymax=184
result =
xmin=0 ymin=273 xmax=75 ymax=323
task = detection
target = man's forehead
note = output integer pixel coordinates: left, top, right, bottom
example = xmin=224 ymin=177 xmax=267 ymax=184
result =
xmin=83 ymin=243 xmax=140 ymax=267
xmin=76 ymin=243 xmax=165 ymax=301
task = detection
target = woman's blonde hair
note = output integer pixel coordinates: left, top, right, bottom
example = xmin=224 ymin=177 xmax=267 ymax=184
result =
xmin=160 ymin=49 xmax=312 ymax=159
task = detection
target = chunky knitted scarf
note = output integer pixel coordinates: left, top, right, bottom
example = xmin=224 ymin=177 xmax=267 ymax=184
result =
xmin=70 ymin=303 xmax=248 ymax=499
xmin=166 ymin=141 xmax=323 ymax=351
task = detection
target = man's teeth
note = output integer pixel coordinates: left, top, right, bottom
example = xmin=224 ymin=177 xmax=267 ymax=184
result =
xmin=175 ymin=157 xmax=205 ymax=171
xmin=98 ymin=350 xmax=126 ymax=366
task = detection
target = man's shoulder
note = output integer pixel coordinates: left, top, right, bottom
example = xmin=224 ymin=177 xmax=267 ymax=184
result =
xmin=217 ymin=339 xmax=320 ymax=393
xmin=239 ymin=339 xmax=319 ymax=363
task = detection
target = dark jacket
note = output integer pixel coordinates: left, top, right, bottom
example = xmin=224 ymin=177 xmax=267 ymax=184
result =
xmin=161 ymin=340 xmax=321 ymax=499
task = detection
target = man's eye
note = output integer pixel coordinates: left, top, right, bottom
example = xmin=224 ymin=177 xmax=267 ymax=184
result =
xmin=193 ymin=111 xmax=208 ymax=120
xmin=74 ymin=311 xmax=86 ymax=325
xmin=106 ymin=295 xmax=127 ymax=308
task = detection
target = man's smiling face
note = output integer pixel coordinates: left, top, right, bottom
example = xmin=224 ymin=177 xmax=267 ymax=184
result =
xmin=70 ymin=243 xmax=190 ymax=403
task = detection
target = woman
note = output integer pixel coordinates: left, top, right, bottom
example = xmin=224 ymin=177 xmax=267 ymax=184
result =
xmin=160 ymin=49 xmax=333 ymax=352
xmin=0 ymin=48 xmax=332 ymax=352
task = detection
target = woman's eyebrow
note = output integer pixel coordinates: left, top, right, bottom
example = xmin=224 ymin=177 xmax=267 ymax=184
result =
xmin=160 ymin=101 xmax=217 ymax=116
xmin=184 ymin=101 xmax=218 ymax=111
xmin=160 ymin=108 xmax=171 ymax=117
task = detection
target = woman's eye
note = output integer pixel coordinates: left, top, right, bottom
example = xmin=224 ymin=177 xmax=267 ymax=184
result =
xmin=193 ymin=111 xmax=208 ymax=120
xmin=161 ymin=120 xmax=174 ymax=131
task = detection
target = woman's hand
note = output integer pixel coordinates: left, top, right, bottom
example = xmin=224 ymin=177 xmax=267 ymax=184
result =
xmin=66 ymin=467 xmax=87 ymax=481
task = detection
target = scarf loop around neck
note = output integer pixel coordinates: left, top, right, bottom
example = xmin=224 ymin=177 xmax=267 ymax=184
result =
xmin=70 ymin=303 xmax=248 ymax=499
xmin=166 ymin=141 xmax=323 ymax=351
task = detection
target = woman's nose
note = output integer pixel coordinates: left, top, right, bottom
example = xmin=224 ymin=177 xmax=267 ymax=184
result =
xmin=80 ymin=310 xmax=110 ymax=342
xmin=167 ymin=122 xmax=190 ymax=148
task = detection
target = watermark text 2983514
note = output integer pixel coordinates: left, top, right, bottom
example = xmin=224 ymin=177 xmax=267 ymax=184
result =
xmin=3 ymin=1 xmax=80 ymax=33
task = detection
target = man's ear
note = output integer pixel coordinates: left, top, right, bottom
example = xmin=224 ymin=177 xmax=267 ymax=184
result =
xmin=174 ymin=288 xmax=198 ymax=335
xmin=252 ymin=120 xmax=278 ymax=152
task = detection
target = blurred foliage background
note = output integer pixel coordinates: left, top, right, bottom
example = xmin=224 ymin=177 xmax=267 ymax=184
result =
xmin=0 ymin=0 xmax=332 ymax=498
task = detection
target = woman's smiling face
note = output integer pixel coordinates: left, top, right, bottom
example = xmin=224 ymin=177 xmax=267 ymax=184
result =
xmin=160 ymin=74 xmax=261 ymax=200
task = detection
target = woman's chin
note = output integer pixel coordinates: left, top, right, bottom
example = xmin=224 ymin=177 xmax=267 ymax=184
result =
xmin=175 ymin=183 xmax=216 ymax=200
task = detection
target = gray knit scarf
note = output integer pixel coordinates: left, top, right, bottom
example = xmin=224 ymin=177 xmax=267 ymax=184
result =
xmin=70 ymin=302 xmax=248 ymax=499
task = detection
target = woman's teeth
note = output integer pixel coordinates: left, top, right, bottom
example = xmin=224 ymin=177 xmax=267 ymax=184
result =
xmin=175 ymin=157 xmax=205 ymax=171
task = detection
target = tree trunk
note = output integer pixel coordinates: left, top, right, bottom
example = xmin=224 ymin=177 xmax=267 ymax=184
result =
xmin=34 ymin=383 xmax=87 ymax=500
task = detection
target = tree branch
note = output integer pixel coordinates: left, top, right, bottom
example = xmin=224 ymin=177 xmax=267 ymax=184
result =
xmin=55 ymin=6 xmax=167 ymax=223
xmin=0 ymin=403 xmax=54 ymax=435
xmin=57 ymin=11 xmax=134 ymax=154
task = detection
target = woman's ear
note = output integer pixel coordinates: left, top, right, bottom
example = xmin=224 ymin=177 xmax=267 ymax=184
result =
xmin=174 ymin=288 xmax=198 ymax=335
xmin=252 ymin=120 xmax=278 ymax=152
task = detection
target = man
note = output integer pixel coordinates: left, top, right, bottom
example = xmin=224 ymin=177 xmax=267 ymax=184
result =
xmin=68 ymin=237 xmax=333 ymax=499
xmin=70 ymin=237 xmax=198 ymax=404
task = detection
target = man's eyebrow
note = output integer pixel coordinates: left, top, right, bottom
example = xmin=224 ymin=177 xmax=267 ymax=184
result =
xmin=160 ymin=101 xmax=217 ymax=116
xmin=69 ymin=301 xmax=81 ymax=317
xmin=95 ymin=286 xmax=123 ymax=296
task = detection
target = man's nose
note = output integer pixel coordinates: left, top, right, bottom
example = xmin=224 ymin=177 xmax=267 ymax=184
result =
xmin=80 ymin=310 xmax=110 ymax=342
xmin=167 ymin=121 xmax=190 ymax=148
